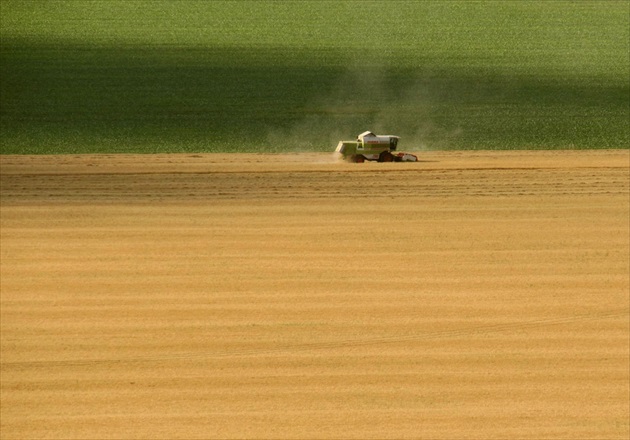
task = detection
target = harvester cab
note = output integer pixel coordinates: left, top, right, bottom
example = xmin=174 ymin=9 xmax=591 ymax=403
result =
xmin=336 ymin=131 xmax=417 ymax=163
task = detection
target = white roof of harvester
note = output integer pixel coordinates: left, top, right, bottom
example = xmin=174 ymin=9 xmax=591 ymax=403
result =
xmin=358 ymin=131 xmax=399 ymax=140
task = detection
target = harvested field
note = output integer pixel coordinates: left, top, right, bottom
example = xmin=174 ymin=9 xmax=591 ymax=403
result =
xmin=1 ymin=150 xmax=629 ymax=439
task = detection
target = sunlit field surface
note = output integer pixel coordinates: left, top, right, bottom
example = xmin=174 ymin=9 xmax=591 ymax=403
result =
xmin=1 ymin=150 xmax=629 ymax=439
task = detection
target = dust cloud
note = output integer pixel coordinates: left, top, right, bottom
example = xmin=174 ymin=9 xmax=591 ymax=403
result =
xmin=265 ymin=64 xmax=463 ymax=153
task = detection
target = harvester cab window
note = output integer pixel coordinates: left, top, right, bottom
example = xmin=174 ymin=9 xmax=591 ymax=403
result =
xmin=390 ymin=138 xmax=398 ymax=150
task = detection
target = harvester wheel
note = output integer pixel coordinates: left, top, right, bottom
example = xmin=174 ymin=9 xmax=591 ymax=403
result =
xmin=379 ymin=151 xmax=394 ymax=162
xmin=354 ymin=155 xmax=365 ymax=163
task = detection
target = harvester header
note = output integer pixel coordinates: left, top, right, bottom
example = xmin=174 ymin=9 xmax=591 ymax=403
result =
xmin=336 ymin=131 xmax=417 ymax=162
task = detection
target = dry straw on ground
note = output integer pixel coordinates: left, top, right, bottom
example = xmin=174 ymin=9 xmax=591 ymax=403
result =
xmin=1 ymin=150 xmax=628 ymax=439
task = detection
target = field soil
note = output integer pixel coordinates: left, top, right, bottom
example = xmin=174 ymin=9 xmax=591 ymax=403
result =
xmin=1 ymin=150 xmax=629 ymax=439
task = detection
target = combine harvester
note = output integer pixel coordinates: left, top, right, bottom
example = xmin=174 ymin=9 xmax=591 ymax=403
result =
xmin=336 ymin=131 xmax=418 ymax=163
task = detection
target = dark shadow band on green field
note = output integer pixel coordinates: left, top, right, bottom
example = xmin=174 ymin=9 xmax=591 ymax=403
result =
xmin=1 ymin=39 xmax=628 ymax=154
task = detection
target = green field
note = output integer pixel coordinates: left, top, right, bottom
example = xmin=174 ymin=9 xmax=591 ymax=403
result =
xmin=1 ymin=0 xmax=628 ymax=154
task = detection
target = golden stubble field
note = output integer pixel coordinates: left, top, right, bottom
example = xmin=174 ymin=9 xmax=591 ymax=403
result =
xmin=1 ymin=150 xmax=629 ymax=439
